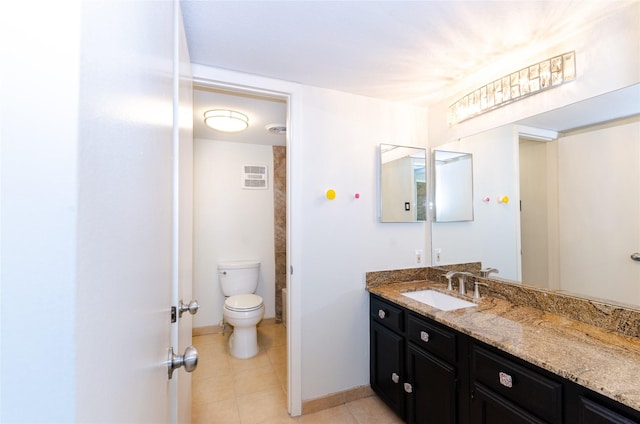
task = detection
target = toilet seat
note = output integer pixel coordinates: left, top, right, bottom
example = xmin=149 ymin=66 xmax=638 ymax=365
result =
xmin=224 ymin=294 xmax=264 ymax=312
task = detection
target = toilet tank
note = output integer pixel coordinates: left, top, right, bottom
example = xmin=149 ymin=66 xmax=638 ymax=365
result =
xmin=218 ymin=260 xmax=260 ymax=296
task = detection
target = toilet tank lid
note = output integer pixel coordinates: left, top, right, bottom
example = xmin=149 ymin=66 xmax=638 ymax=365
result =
xmin=218 ymin=260 xmax=260 ymax=270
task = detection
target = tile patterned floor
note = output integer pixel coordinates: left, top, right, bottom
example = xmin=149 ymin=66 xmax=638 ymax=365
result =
xmin=191 ymin=323 xmax=403 ymax=424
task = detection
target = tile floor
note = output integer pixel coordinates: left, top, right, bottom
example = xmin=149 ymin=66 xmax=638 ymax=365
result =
xmin=191 ymin=323 xmax=403 ymax=424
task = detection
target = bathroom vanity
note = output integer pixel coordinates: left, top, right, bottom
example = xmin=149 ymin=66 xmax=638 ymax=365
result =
xmin=368 ymin=275 xmax=640 ymax=423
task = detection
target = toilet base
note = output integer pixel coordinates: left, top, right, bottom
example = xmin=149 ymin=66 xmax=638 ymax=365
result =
xmin=228 ymin=325 xmax=259 ymax=359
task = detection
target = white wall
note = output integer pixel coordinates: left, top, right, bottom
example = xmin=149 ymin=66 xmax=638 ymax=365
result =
xmin=1 ymin=2 xmax=80 ymax=420
xmin=431 ymin=125 xmax=520 ymax=280
xmin=298 ymin=85 xmax=429 ymax=399
xmin=193 ymin=140 xmax=276 ymax=327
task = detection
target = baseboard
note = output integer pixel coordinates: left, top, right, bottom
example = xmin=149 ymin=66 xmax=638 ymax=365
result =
xmin=301 ymin=385 xmax=375 ymax=415
xmin=192 ymin=318 xmax=278 ymax=337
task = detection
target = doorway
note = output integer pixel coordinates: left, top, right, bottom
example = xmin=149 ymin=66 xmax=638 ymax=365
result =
xmin=190 ymin=82 xmax=293 ymax=413
xmin=518 ymin=136 xmax=560 ymax=289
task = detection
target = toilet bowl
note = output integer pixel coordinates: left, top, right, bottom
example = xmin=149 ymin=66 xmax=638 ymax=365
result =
xmin=224 ymin=294 xmax=265 ymax=359
xmin=218 ymin=261 xmax=264 ymax=359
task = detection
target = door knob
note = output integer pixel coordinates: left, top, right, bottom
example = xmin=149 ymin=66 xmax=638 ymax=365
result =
xmin=167 ymin=345 xmax=198 ymax=379
xmin=631 ymin=253 xmax=640 ymax=262
xmin=178 ymin=299 xmax=199 ymax=317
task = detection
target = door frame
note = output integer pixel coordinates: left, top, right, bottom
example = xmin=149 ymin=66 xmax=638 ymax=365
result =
xmin=191 ymin=70 xmax=303 ymax=415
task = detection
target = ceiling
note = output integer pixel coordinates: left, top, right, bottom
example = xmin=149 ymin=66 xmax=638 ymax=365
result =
xmin=182 ymin=1 xmax=635 ymax=143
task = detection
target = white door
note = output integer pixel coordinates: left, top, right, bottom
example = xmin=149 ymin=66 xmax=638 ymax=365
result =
xmin=1 ymin=0 xmax=192 ymax=422
xmin=75 ymin=0 xmax=178 ymax=421
xmin=172 ymin=3 xmax=195 ymax=423
xmin=557 ymin=120 xmax=640 ymax=305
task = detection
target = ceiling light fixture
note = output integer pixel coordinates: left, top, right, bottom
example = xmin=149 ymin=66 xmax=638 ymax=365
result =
xmin=204 ymin=109 xmax=249 ymax=132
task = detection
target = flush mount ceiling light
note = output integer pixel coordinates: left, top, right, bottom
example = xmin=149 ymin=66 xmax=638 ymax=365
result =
xmin=204 ymin=109 xmax=249 ymax=132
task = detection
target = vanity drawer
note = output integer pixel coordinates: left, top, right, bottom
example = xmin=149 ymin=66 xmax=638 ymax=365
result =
xmin=371 ymin=295 xmax=404 ymax=333
xmin=407 ymin=314 xmax=456 ymax=363
xmin=472 ymin=345 xmax=563 ymax=424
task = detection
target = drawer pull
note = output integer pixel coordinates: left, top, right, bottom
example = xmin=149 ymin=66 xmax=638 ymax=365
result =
xmin=420 ymin=331 xmax=429 ymax=342
xmin=391 ymin=372 xmax=400 ymax=384
xmin=378 ymin=309 xmax=386 ymax=319
xmin=499 ymin=371 xmax=513 ymax=388
xmin=404 ymin=382 xmax=413 ymax=393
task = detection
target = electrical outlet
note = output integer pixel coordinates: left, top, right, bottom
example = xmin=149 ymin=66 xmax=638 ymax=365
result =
xmin=415 ymin=249 xmax=424 ymax=265
xmin=434 ymin=248 xmax=442 ymax=263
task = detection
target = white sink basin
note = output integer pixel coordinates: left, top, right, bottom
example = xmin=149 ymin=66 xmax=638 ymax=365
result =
xmin=401 ymin=290 xmax=477 ymax=311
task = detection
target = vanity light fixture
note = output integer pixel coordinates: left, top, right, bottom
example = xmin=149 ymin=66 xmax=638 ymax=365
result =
xmin=204 ymin=109 xmax=249 ymax=132
xmin=448 ymin=51 xmax=576 ymax=126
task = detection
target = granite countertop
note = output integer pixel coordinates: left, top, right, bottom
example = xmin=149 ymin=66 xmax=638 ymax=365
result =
xmin=368 ymin=279 xmax=640 ymax=412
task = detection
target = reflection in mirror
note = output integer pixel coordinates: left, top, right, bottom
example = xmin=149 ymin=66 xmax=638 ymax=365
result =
xmin=431 ymin=89 xmax=640 ymax=309
xmin=380 ymin=144 xmax=426 ymax=222
xmin=432 ymin=150 xmax=474 ymax=222
xmin=519 ymin=116 xmax=640 ymax=306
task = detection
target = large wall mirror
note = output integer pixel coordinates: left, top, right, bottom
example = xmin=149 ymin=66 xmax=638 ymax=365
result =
xmin=431 ymin=83 xmax=640 ymax=309
xmin=432 ymin=150 xmax=474 ymax=222
xmin=380 ymin=144 xmax=427 ymax=222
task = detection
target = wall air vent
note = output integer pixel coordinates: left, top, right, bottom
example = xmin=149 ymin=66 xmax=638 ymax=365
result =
xmin=242 ymin=164 xmax=268 ymax=189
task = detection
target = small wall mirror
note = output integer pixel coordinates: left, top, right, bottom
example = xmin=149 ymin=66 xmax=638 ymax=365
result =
xmin=432 ymin=150 xmax=474 ymax=222
xmin=380 ymin=144 xmax=427 ymax=222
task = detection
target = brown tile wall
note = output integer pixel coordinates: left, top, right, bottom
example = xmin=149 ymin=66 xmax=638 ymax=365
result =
xmin=273 ymin=146 xmax=287 ymax=323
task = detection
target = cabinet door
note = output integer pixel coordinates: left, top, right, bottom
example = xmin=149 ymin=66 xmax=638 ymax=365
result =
xmin=471 ymin=383 xmax=547 ymax=424
xmin=406 ymin=343 xmax=457 ymax=424
xmin=370 ymin=321 xmax=405 ymax=419
xmin=577 ymin=396 xmax=639 ymax=424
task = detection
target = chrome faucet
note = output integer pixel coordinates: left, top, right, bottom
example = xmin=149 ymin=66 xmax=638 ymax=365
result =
xmin=443 ymin=271 xmax=457 ymax=291
xmin=455 ymin=272 xmax=474 ymax=296
xmin=444 ymin=271 xmax=474 ymax=296
xmin=479 ymin=267 xmax=499 ymax=278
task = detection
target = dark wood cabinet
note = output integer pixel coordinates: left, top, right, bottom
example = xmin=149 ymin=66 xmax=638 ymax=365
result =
xmin=577 ymin=396 xmax=639 ymax=424
xmin=369 ymin=293 xmax=640 ymax=424
xmin=406 ymin=343 xmax=457 ymax=423
xmin=470 ymin=343 xmax=563 ymax=423
xmin=471 ymin=382 xmax=547 ymax=423
xmin=370 ymin=320 xmax=405 ymax=418
xmin=370 ymin=294 xmax=462 ymax=423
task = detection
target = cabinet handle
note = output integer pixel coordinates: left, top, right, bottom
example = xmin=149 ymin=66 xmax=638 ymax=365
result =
xmin=420 ymin=331 xmax=429 ymax=343
xmin=404 ymin=382 xmax=413 ymax=393
xmin=499 ymin=371 xmax=513 ymax=388
xmin=378 ymin=309 xmax=386 ymax=319
xmin=391 ymin=372 xmax=400 ymax=384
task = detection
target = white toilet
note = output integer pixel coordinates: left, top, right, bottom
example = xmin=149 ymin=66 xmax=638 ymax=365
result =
xmin=218 ymin=260 xmax=265 ymax=359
